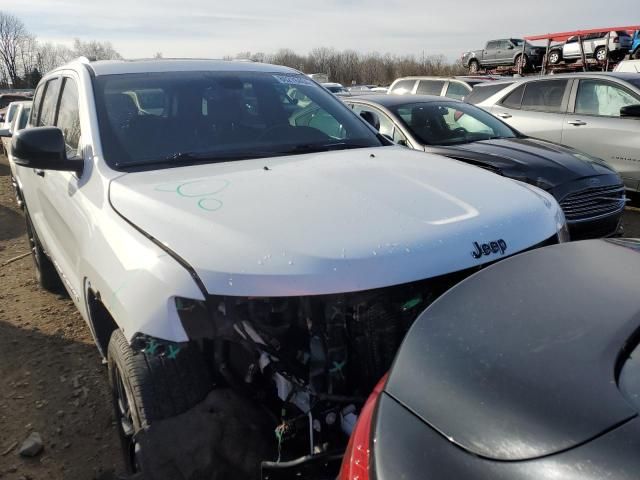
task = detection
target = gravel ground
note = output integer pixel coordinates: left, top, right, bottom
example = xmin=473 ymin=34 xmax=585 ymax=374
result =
xmin=0 ymin=152 xmax=639 ymax=479
xmin=0 ymin=156 xmax=124 ymax=479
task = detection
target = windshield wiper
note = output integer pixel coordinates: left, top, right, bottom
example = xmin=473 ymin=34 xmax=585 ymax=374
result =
xmin=116 ymin=151 xmax=275 ymax=169
xmin=275 ymin=142 xmax=375 ymax=155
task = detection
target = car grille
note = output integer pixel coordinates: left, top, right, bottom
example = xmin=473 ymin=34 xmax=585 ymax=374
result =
xmin=560 ymin=184 xmax=626 ymax=222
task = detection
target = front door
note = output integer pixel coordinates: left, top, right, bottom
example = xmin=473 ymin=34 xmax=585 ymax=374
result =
xmin=562 ymin=78 xmax=640 ymax=191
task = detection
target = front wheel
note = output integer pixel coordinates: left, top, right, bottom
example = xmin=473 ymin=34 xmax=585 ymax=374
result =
xmin=468 ymin=60 xmax=480 ymax=73
xmin=515 ymin=54 xmax=529 ymax=72
xmin=107 ymin=329 xmax=212 ymax=476
xmin=633 ymin=48 xmax=640 ymax=60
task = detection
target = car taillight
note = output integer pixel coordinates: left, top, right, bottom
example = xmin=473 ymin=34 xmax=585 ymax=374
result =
xmin=339 ymin=374 xmax=388 ymax=480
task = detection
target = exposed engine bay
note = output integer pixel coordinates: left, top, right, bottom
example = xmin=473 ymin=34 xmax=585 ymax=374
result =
xmin=178 ymin=268 xmax=475 ymax=465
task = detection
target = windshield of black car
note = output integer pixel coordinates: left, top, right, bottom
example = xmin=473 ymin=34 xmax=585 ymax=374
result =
xmin=93 ymin=71 xmax=383 ymax=169
xmin=390 ymin=101 xmax=517 ymax=146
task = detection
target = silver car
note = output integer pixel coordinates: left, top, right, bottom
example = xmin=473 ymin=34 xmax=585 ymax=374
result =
xmin=473 ymin=73 xmax=640 ymax=192
xmin=388 ymin=76 xmax=495 ymax=100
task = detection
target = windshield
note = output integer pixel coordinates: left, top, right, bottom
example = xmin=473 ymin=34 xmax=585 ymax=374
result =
xmin=93 ymin=71 xmax=382 ymax=170
xmin=389 ymin=101 xmax=517 ymax=146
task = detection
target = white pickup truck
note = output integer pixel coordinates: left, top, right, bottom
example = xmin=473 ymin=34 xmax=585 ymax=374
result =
xmin=9 ymin=58 xmax=568 ymax=479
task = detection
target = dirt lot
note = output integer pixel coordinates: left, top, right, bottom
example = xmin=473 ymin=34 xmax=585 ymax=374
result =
xmin=0 ymin=157 xmax=124 ymax=479
xmin=0 ymin=153 xmax=639 ymax=480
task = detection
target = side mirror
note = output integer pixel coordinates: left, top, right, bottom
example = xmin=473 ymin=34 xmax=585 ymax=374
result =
xmin=0 ymin=128 xmax=11 ymax=138
xmin=12 ymin=127 xmax=83 ymax=175
xmin=620 ymin=104 xmax=640 ymax=118
xmin=507 ymin=45 xmax=514 ymax=49
xmin=397 ymin=139 xmax=409 ymax=147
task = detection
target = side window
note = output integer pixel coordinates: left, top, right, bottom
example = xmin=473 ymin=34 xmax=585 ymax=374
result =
xmin=38 ymin=78 xmax=60 ymax=126
xmin=29 ymin=85 xmax=45 ymax=126
xmin=56 ymin=78 xmax=81 ymax=154
xmin=292 ymin=106 xmax=346 ymax=139
xmin=416 ymin=80 xmax=445 ymax=96
xmin=392 ymin=126 xmax=408 ymax=144
xmin=501 ymin=84 xmax=525 ymax=109
xmin=18 ymin=107 xmax=31 ymax=130
xmin=520 ymin=80 xmax=568 ymax=113
xmin=351 ymin=105 xmax=395 ymax=138
xmin=465 ymin=83 xmax=513 ymax=105
xmin=390 ymin=80 xmax=416 ymax=95
xmin=575 ymin=79 xmax=640 ymax=117
xmin=486 ymin=41 xmax=498 ymax=50
xmin=445 ymin=82 xmax=471 ymax=101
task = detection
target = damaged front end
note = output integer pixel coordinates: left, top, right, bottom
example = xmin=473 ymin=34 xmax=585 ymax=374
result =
xmin=172 ymin=268 xmax=476 ymax=478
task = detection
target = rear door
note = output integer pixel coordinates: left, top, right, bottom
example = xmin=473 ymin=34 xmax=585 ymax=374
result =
xmin=483 ymin=41 xmax=498 ymax=64
xmin=562 ymin=78 xmax=640 ymax=191
xmin=490 ymin=78 xmax=570 ymax=142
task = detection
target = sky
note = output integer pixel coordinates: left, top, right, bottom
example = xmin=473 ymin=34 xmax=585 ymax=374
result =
xmin=7 ymin=0 xmax=640 ymax=62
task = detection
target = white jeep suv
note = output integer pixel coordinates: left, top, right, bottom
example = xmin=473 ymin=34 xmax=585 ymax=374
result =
xmin=13 ymin=58 xmax=568 ymax=479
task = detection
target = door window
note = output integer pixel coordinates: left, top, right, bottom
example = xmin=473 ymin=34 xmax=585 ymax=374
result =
xmin=501 ymin=84 xmax=525 ymax=109
xmin=29 ymin=84 xmax=45 ymax=126
xmin=416 ymin=80 xmax=445 ymax=96
xmin=56 ymin=78 xmax=81 ymax=154
xmin=575 ymin=79 xmax=640 ymax=117
xmin=37 ymin=78 xmax=60 ymax=126
xmin=351 ymin=104 xmax=395 ymax=139
xmin=445 ymin=82 xmax=471 ymax=100
xmin=520 ymin=80 xmax=568 ymax=113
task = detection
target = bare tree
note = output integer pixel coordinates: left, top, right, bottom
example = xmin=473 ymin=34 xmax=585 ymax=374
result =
xmin=0 ymin=11 xmax=27 ymax=86
xmin=35 ymin=42 xmax=74 ymax=74
xmin=72 ymin=38 xmax=121 ymax=60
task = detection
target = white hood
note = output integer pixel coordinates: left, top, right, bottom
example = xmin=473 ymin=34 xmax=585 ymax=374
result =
xmin=109 ymin=147 xmax=562 ymax=296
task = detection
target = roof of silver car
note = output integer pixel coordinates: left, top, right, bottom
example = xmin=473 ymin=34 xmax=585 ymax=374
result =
xmin=67 ymin=58 xmax=299 ymax=76
xmin=476 ymin=71 xmax=640 ymax=86
xmin=344 ymin=94 xmax=459 ymax=107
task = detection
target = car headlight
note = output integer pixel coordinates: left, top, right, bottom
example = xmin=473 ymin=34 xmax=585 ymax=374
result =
xmin=556 ymin=209 xmax=570 ymax=243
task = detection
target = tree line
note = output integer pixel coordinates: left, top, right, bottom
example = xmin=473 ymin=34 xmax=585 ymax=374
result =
xmin=229 ymin=49 xmax=466 ymax=86
xmin=0 ymin=10 xmax=465 ymax=90
xmin=0 ymin=11 xmax=121 ymax=88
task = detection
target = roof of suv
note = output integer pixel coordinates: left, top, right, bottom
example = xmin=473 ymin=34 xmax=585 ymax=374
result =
xmin=67 ymin=58 xmax=299 ymax=76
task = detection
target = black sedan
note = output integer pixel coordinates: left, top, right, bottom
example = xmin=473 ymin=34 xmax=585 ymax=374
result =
xmin=339 ymin=238 xmax=640 ymax=480
xmin=343 ymin=95 xmax=626 ymax=240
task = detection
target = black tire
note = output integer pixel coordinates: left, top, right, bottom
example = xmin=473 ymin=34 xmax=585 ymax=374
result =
xmin=515 ymin=54 xmax=529 ymax=72
xmin=107 ymin=329 xmax=212 ymax=475
xmin=25 ymin=211 xmax=63 ymax=292
xmin=595 ymin=47 xmax=607 ymax=62
xmin=633 ymin=48 xmax=640 ymax=60
xmin=468 ymin=59 xmax=480 ymax=73
xmin=548 ymin=49 xmax=562 ymax=65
